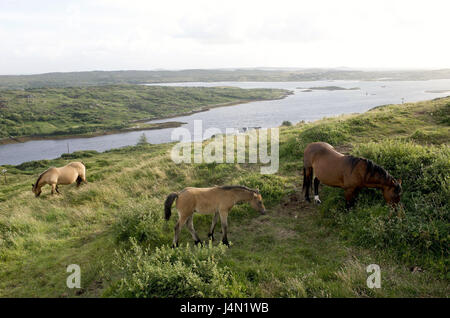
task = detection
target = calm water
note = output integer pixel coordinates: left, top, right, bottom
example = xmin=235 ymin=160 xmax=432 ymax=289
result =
xmin=1 ymin=79 xmax=450 ymax=165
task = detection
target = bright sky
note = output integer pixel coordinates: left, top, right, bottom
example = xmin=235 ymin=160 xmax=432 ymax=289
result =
xmin=1 ymin=0 xmax=449 ymax=75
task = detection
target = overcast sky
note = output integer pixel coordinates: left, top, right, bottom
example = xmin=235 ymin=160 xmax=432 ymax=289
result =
xmin=1 ymin=0 xmax=449 ymax=75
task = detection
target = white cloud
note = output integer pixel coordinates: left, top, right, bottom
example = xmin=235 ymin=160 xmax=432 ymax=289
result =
xmin=0 ymin=0 xmax=449 ymax=74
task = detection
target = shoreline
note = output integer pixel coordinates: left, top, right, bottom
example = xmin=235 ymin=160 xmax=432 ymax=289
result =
xmin=141 ymin=93 xmax=292 ymax=122
xmin=0 ymin=92 xmax=292 ymax=145
xmin=0 ymin=121 xmax=185 ymax=145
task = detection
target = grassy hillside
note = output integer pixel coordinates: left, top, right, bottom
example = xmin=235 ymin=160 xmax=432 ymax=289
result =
xmin=1 ymin=69 xmax=450 ymax=90
xmin=0 ymin=85 xmax=290 ymax=142
xmin=0 ymin=97 xmax=448 ymax=297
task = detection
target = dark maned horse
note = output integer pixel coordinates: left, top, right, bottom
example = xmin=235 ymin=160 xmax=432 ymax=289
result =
xmin=164 ymin=185 xmax=266 ymax=247
xmin=303 ymin=142 xmax=402 ymax=208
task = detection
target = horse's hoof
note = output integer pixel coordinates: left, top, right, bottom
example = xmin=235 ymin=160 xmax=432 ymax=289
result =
xmin=171 ymin=243 xmax=179 ymax=248
xmin=314 ymin=199 xmax=321 ymax=204
xmin=194 ymin=240 xmax=203 ymax=246
xmin=222 ymin=240 xmax=230 ymax=247
xmin=305 ymin=197 xmax=311 ymax=203
xmin=208 ymin=233 xmax=214 ymax=241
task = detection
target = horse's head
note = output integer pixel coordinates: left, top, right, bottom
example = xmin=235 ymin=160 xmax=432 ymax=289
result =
xmin=383 ymin=179 xmax=402 ymax=205
xmin=250 ymin=190 xmax=266 ymax=215
xmin=31 ymin=183 xmax=41 ymax=197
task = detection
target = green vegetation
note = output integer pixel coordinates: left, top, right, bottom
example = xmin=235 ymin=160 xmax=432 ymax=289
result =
xmin=0 ymin=97 xmax=448 ymax=297
xmin=0 ymin=84 xmax=289 ymax=142
xmin=136 ymin=133 xmax=148 ymax=146
xmin=106 ymin=241 xmax=243 ymax=297
xmin=1 ymin=68 xmax=450 ymax=90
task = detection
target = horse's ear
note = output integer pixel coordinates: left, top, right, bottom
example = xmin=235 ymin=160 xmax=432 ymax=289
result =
xmin=31 ymin=183 xmax=34 ymax=187
xmin=397 ymin=178 xmax=402 ymax=185
xmin=256 ymin=188 xmax=260 ymax=194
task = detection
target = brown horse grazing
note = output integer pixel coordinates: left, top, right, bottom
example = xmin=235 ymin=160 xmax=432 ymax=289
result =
xmin=303 ymin=142 xmax=402 ymax=208
xmin=32 ymin=162 xmax=87 ymax=197
xmin=164 ymin=185 xmax=266 ymax=247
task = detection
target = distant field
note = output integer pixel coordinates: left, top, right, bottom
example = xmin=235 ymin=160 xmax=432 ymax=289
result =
xmin=0 ymin=84 xmax=290 ymax=142
xmin=1 ymin=68 xmax=450 ymax=89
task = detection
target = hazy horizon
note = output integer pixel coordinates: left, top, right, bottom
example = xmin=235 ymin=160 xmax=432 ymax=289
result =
xmin=3 ymin=66 xmax=450 ymax=77
xmin=1 ymin=0 xmax=449 ymax=75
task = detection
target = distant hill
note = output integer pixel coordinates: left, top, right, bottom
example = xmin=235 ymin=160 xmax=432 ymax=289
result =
xmin=0 ymin=84 xmax=290 ymax=142
xmin=1 ymin=68 xmax=450 ymax=89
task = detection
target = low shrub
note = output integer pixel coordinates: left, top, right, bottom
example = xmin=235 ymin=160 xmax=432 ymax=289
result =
xmin=106 ymin=240 xmax=244 ymax=297
xmin=280 ymin=122 xmax=350 ymax=163
xmin=238 ymin=174 xmax=287 ymax=207
xmin=112 ymin=203 xmax=167 ymax=246
xmin=61 ymin=150 xmax=98 ymax=159
xmin=300 ymin=123 xmax=349 ymax=148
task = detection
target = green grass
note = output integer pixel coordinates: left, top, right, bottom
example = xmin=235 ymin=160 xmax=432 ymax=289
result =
xmin=0 ymin=97 xmax=449 ymax=297
xmin=0 ymin=84 xmax=290 ymax=140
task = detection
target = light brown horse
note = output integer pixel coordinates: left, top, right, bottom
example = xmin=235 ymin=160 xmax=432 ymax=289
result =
xmin=32 ymin=162 xmax=87 ymax=197
xmin=303 ymin=142 xmax=402 ymax=208
xmin=164 ymin=185 xmax=266 ymax=247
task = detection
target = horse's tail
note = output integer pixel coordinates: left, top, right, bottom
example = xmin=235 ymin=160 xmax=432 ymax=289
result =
xmin=78 ymin=162 xmax=87 ymax=183
xmin=302 ymin=167 xmax=308 ymax=193
xmin=164 ymin=192 xmax=178 ymax=221
xmin=302 ymin=167 xmax=313 ymax=194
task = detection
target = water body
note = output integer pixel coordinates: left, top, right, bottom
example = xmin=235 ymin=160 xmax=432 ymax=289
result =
xmin=1 ymin=79 xmax=450 ymax=165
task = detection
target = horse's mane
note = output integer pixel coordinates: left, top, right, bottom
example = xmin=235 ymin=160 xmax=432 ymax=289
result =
xmin=219 ymin=185 xmax=259 ymax=194
xmin=33 ymin=168 xmax=51 ymax=190
xmin=347 ymin=156 xmax=393 ymax=183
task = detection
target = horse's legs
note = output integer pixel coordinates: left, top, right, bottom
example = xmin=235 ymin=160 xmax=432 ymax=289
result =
xmin=303 ymin=167 xmax=313 ymax=202
xmin=172 ymin=214 xmax=189 ymax=248
xmin=208 ymin=212 xmax=219 ymax=241
xmin=55 ymin=185 xmax=61 ymax=194
xmin=313 ymin=177 xmax=321 ymax=204
xmin=219 ymin=211 xmax=229 ymax=246
xmin=51 ymin=184 xmax=57 ymax=195
xmin=186 ymin=215 xmax=202 ymax=246
xmin=344 ymin=188 xmax=359 ymax=209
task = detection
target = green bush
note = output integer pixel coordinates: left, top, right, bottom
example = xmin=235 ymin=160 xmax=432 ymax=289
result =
xmin=354 ymin=140 xmax=449 ymax=211
xmin=238 ymin=174 xmax=287 ymax=207
xmin=279 ymin=122 xmax=349 ymax=163
xmin=112 ymin=204 xmax=167 ymax=246
xmin=14 ymin=159 xmax=51 ymax=172
xmin=106 ymin=240 xmax=244 ymax=297
xmin=61 ymin=150 xmax=98 ymax=159
xmin=300 ymin=123 xmax=349 ymax=147
xmin=435 ymin=102 xmax=450 ymax=126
